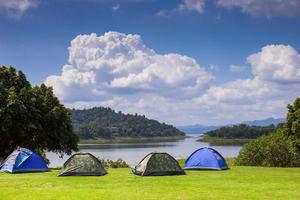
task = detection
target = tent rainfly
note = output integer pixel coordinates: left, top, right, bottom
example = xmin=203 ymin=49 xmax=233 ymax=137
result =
xmin=0 ymin=147 xmax=49 ymax=173
xmin=58 ymin=152 xmax=107 ymax=176
xmin=132 ymin=152 xmax=185 ymax=176
xmin=184 ymin=147 xmax=228 ymax=170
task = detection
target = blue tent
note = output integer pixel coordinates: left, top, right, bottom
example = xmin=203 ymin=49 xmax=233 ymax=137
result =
xmin=0 ymin=148 xmax=49 ymax=173
xmin=184 ymin=147 xmax=228 ymax=170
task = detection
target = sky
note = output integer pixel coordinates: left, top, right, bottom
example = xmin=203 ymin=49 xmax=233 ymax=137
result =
xmin=0 ymin=0 xmax=300 ymax=126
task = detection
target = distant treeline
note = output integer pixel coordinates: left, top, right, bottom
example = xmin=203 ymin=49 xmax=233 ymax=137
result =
xmin=203 ymin=124 xmax=278 ymax=139
xmin=71 ymin=107 xmax=185 ymax=139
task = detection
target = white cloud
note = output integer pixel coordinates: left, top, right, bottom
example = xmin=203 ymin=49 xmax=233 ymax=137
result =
xmin=0 ymin=0 xmax=38 ymax=18
xmin=156 ymin=0 xmax=299 ymax=18
xmin=45 ymin=32 xmax=300 ymax=125
xmin=157 ymin=0 xmax=205 ymax=17
xmin=195 ymin=77 xmax=279 ymax=105
xmin=178 ymin=0 xmax=205 ymax=14
xmin=229 ymin=64 xmax=247 ymax=72
xmin=191 ymin=77 xmax=296 ymax=124
xmin=192 ymin=44 xmax=300 ymax=124
xmin=112 ymin=4 xmax=120 ymax=11
xmin=215 ymin=0 xmax=300 ymax=17
xmin=248 ymin=45 xmax=300 ymax=83
xmin=45 ymin=31 xmax=213 ymax=102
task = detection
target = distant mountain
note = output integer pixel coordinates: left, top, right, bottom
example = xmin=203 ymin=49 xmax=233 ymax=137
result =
xmin=71 ymin=107 xmax=185 ymax=139
xmin=242 ymin=117 xmax=285 ymax=127
xmin=177 ymin=117 xmax=285 ymax=135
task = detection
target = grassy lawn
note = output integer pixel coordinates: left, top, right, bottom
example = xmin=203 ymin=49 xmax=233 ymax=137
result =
xmin=1 ymin=167 xmax=300 ymax=200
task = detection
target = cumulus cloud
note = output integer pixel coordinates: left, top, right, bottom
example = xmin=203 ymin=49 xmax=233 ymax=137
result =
xmin=195 ymin=77 xmax=279 ymax=105
xmin=45 ymin=32 xmax=300 ymax=125
xmin=248 ymin=45 xmax=300 ymax=83
xmin=215 ymin=0 xmax=300 ymax=17
xmin=229 ymin=64 xmax=247 ymax=72
xmin=192 ymin=44 xmax=300 ymax=124
xmin=157 ymin=0 xmax=205 ymax=17
xmin=206 ymin=45 xmax=300 ymax=102
xmin=45 ymin=32 xmax=213 ymax=103
xmin=0 ymin=0 xmax=38 ymax=18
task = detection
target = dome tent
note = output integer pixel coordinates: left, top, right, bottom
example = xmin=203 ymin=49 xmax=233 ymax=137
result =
xmin=184 ymin=147 xmax=228 ymax=170
xmin=0 ymin=147 xmax=49 ymax=173
xmin=132 ymin=152 xmax=185 ymax=176
xmin=58 ymin=152 xmax=107 ymax=176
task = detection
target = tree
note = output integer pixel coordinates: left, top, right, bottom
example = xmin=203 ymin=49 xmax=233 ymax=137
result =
xmin=235 ymin=129 xmax=300 ymax=167
xmin=0 ymin=66 xmax=78 ymax=161
xmin=286 ymin=97 xmax=300 ymax=151
xmin=203 ymin=124 xmax=276 ymax=139
xmin=71 ymin=107 xmax=185 ymax=139
xmin=236 ymin=97 xmax=300 ymax=167
xmin=286 ymin=97 xmax=300 ymax=137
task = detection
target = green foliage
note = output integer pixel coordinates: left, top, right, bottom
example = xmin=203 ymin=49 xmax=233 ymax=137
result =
xmin=71 ymin=107 xmax=185 ymax=139
xmin=177 ymin=159 xmax=185 ymax=168
xmin=286 ymin=97 xmax=300 ymax=149
xmin=99 ymin=158 xmax=129 ymax=168
xmin=35 ymin=149 xmax=50 ymax=165
xmin=225 ymin=157 xmax=236 ymax=167
xmin=236 ymin=129 xmax=300 ymax=167
xmin=204 ymin=124 xmax=276 ymax=139
xmin=0 ymin=66 xmax=78 ymax=160
xmin=235 ymin=97 xmax=300 ymax=167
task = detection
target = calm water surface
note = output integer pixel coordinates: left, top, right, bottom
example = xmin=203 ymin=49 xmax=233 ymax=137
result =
xmin=46 ymin=134 xmax=242 ymax=167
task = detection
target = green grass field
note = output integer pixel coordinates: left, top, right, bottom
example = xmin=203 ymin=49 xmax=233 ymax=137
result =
xmin=1 ymin=167 xmax=300 ymax=200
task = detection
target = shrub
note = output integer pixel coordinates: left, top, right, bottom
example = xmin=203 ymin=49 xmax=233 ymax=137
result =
xmin=100 ymin=158 xmax=129 ymax=168
xmin=225 ymin=157 xmax=236 ymax=167
xmin=236 ymin=129 xmax=300 ymax=167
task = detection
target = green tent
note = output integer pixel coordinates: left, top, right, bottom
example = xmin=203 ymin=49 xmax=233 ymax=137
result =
xmin=132 ymin=152 xmax=185 ymax=176
xmin=58 ymin=153 xmax=107 ymax=176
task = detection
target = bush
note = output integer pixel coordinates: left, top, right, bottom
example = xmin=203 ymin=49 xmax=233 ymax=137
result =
xmin=99 ymin=158 xmax=129 ymax=168
xmin=236 ymin=129 xmax=300 ymax=167
xmin=225 ymin=157 xmax=236 ymax=167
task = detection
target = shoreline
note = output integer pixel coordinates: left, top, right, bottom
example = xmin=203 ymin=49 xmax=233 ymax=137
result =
xmin=197 ymin=136 xmax=252 ymax=146
xmin=79 ymin=135 xmax=187 ymax=145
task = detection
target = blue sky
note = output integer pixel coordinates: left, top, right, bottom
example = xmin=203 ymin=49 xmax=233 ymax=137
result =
xmin=0 ymin=0 xmax=300 ymax=125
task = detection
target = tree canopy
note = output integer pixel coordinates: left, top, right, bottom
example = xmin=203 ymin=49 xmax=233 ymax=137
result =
xmin=235 ymin=129 xmax=300 ymax=167
xmin=203 ymin=124 xmax=276 ymax=139
xmin=286 ymin=97 xmax=300 ymax=150
xmin=71 ymin=107 xmax=185 ymax=139
xmin=286 ymin=98 xmax=300 ymax=137
xmin=0 ymin=66 xmax=78 ymax=160
xmin=236 ymin=97 xmax=300 ymax=167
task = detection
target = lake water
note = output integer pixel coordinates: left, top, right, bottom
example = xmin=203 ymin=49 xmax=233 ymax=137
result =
xmin=46 ymin=134 xmax=242 ymax=167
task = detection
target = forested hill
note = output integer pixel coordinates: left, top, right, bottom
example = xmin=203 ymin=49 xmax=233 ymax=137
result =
xmin=203 ymin=124 xmax=277 ymax=139
xmin=71 ymin=107 xmax=185 ymax=139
